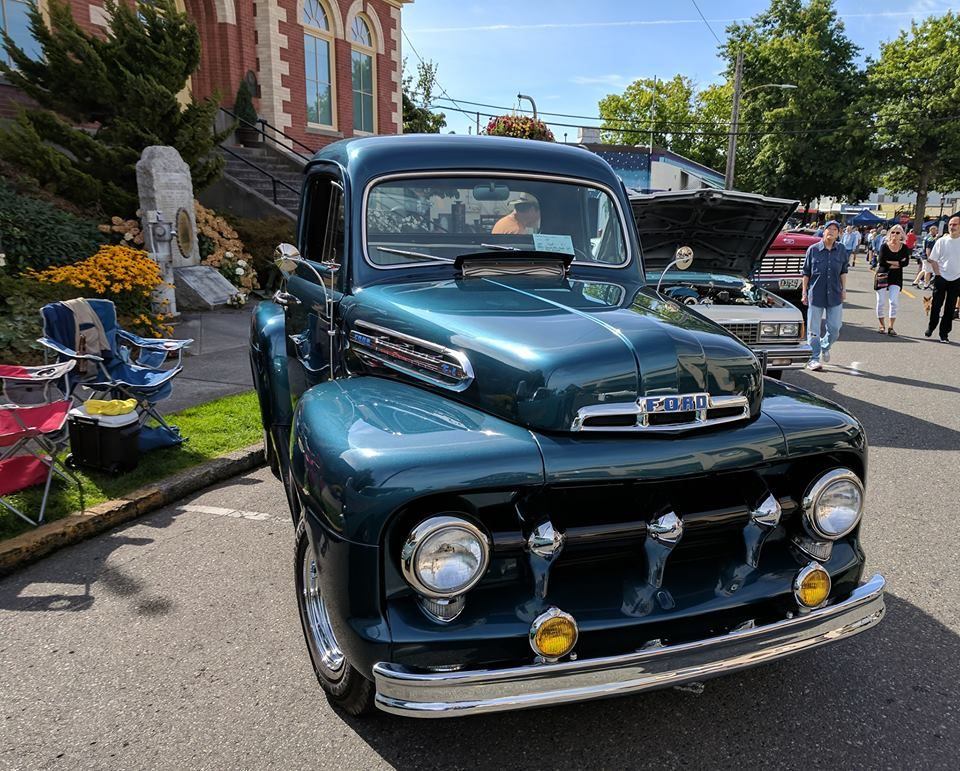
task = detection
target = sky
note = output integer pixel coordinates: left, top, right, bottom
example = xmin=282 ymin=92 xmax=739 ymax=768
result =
xmin=401 ymin=0 xmax=955 ymax=140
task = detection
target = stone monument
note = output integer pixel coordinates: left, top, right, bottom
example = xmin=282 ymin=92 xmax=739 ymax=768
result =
xmin=137 ymin=146 xmax=238 ymax=311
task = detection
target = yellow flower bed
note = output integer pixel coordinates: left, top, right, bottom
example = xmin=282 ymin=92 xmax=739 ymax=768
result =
xmin=28 ymin=245 xmax=174 ymax=337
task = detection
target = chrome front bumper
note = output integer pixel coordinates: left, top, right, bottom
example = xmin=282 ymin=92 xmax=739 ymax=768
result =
xmin=373 ymin=574 xmax=885 ymax=718
xmin=759 ymin=343 xmax=813 ymax=370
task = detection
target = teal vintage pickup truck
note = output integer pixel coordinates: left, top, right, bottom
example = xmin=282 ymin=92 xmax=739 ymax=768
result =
xmin=249 ymin=134 xmax=884 ymax=718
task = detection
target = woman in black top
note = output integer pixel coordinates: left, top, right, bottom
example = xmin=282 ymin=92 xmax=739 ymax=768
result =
xmin=875 ymin=225 xmax=912 ymax=335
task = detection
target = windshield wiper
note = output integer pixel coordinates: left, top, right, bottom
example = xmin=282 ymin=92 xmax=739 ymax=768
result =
xmin=373 ymin=246 xmax=454 ymax=263
xmin=478 ymin=243 xmax=520 ymax=251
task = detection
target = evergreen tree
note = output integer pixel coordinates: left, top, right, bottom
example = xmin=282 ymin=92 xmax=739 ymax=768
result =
xmin=0 ymin=0 xmax=226 ymax=214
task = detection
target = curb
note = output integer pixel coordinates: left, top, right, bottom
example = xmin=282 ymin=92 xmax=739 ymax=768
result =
xmin=0 ymin=443 xmax=266 ymax=577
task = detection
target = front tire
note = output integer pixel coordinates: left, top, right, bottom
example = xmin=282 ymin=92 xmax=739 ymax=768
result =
xmin=294 ymin=520 xmax=376 ymax=716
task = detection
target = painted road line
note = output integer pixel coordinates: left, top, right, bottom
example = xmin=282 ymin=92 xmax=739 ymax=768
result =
xmin=902 ymin=289 xmax=916 ymax=299
xmin=177 ymin=504 xmax=279 ymax=522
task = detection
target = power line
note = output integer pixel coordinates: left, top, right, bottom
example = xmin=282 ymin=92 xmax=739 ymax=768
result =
xmin=400 ymin=28 xmax=476 ymax=126
xmin=690 ymin=0 xmax=723 ymax=45
xmin=431 ymin=96 xmax=958 ymax=134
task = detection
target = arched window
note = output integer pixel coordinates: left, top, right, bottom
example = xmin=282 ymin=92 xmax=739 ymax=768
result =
xmin=1 ymin=0 xmax=41 ymax=66
xmin=303 ymin=0 xmax=335 ymax=128
xmin=350 ymin=15 xmax=375 ymax=133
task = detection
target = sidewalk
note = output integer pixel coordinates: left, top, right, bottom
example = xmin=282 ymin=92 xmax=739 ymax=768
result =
xmin=166 ymin=307 xmax=253 ymax=412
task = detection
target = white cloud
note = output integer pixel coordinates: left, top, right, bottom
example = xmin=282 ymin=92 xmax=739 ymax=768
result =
xmin=571 ymin=74 xmax=630 ymax=86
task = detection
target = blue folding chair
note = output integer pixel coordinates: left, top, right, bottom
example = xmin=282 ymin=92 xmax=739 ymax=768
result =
xmin=38 ymin=299 xmax=193 ymax=449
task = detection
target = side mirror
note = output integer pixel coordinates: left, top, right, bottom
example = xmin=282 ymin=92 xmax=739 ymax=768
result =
xmin=656 ymin=245 xmax=695 ymax=294
xmin=275 ymin=243 xmax=301 ymax=278
xmin=673 ymin=245 xmax=694 ymax=270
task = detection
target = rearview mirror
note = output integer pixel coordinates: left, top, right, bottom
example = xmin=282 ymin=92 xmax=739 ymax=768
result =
xmin=473 ymin=183 xmax=511 ymax=201
xmin=275 ymin=243 xmax=301 ymax=278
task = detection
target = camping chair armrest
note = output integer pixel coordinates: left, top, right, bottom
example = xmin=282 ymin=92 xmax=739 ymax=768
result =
xmin=37 ymin=337 xmax=104 ymax=362
xmin=0 ymin=361 xmax=76 ymax=383
xmin=117 ymin=329 xmax=193 ymax=351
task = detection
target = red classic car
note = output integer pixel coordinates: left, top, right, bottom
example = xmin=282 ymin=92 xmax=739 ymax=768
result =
xmin=753 ymin=231 xmax=820 ymax=303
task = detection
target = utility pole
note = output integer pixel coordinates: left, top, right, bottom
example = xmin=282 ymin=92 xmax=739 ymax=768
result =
xmin=724 ymin=51 xmax=744 ymax=191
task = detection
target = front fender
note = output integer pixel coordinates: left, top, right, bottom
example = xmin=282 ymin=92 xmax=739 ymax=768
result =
xmin=250 ymin=300 xmax=293 ymax=432
xmin=290 ymin=376 xmax=545 ymax=545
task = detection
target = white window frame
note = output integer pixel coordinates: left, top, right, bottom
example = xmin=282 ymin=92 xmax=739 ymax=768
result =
xmin=303 ymin=0 xmax=337 ymax=131
xmin=350 ymin=14 xmax=377 ymax=135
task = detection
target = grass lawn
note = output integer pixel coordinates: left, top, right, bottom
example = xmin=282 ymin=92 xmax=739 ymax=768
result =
xmin=1 ymin=391 xmax=262 ymax=541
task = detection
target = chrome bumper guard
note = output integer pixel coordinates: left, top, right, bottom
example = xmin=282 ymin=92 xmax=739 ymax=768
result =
xmin=373 ymin=574 xmax=885 ymax=718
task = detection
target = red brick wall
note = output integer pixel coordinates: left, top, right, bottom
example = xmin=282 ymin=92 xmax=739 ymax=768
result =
xmin=0 ymin=0 xmax=402 ymax=152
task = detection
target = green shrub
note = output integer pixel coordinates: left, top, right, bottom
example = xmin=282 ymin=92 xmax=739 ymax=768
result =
xmin=0 ymin=178 xmax=105 ymax=273
xmin=234 ymin=80 xmax=258 ymax=125
xmin=0 ymin=273 xmax=83 ymax=363
xmin=230 ymin=215 xmax=295 ymax=291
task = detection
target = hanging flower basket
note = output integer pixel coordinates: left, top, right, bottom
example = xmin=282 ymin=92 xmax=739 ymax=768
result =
xmin=485 ymin=115 xmax=555 ymax=141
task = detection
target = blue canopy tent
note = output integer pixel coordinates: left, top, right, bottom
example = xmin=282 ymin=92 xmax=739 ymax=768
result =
xmin=849 ymin=209 xmax=885 ymax=225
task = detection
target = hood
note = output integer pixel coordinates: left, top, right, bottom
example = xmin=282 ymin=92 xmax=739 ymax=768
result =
xmin=345 ymin=276 xmax=762 ymax=433
xmin=769 ymin=231 xmax=820 ymax=254
xmin=630 ymin=189 xmax=797 ymax=277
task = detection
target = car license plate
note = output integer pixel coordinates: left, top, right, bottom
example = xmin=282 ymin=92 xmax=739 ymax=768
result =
xmin=779 ymin=278 xmax=801 ymax=290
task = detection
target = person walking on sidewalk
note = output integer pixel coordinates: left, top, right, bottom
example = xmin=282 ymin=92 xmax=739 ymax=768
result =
xmin=925 ymin=215 xmax=960 ymax=343
xmin=802 ymin=220 xmax=849 ymax=371
xmin=874 ymin=225 xmax=911 ymax=335
xmin=841 ymin=224 xmax=861 ymax=267
xmin=914 ymin=224 xmax=939 ymax=289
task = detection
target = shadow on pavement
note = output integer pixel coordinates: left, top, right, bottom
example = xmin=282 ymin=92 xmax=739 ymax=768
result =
xmin=0 ymin=508 xmax=188 ymax=615
xmin=340 ymin=593 xmax=957 ymax=769
xmin=786 ymin=370 xmax=960 ymax=450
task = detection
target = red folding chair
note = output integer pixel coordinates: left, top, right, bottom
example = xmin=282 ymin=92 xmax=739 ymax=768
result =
xmin=0 ymin=361 xmax=83 ymax=526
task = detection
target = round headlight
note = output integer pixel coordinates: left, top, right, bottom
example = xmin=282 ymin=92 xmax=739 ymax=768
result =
xmin=400 ymin=516 xmax=490 ymax=598
xmin=802 ymin=469 xmax=864 ymax=539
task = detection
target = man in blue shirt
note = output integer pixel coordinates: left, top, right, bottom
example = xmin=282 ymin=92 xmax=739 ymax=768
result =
xmin=841 ymin=225 xmax=861 ymax=267
xmin=802 ymin=220 xmax=849 ymax=371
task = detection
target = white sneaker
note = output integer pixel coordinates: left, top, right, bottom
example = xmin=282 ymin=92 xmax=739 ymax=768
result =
xmin=821 ymin=348 xmax=830 ymax=363
xmin=807 ymin=360 xmax=822 ymax=371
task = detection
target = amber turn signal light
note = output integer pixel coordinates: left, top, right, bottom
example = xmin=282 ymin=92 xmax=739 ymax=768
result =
xmin=794 ymin=562 xmax=831 ymax=608
xmin=530 ymin=607 xmax=578 ymax=660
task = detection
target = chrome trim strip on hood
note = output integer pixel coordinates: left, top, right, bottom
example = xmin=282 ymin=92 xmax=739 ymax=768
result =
xmin=348 ymin=320 xmax=475 ymax=392
xmin=571 ymin=394 xmax=750 ymax=432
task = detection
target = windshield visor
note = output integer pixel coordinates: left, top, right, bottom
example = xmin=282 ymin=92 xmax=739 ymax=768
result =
xmin=364 ymin=175 xmax=629 ymax=268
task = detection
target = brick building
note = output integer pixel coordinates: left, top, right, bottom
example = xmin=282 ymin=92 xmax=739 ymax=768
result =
xmin=0 ymin=0 xmax=410 ymax=151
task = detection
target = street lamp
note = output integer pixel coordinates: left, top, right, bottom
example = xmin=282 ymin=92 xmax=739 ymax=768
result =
xmin=724 ymin=52 xmax=797 ymax=190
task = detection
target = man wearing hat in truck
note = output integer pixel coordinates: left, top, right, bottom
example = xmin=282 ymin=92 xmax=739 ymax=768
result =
xmin=492 ymin=192 xmax=541 ymax=235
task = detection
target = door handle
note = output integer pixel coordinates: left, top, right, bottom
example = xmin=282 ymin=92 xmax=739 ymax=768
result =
xmin=274 ymin=290 xmax=301 ymax=307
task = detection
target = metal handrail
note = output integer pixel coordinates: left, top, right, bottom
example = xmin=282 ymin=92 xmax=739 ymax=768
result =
xmin=220 ymin=144 xmax=299 ymax=208
xmin=220 ymin=106 xmax=314 ymax=161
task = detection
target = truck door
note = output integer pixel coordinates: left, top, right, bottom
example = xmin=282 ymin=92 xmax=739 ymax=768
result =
xmin=284 ymin=170 xmax=346 ymax=402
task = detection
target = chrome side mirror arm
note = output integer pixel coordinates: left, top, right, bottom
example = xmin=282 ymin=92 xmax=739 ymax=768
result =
xmin=274 ymin=243 xmax=341 ymax=379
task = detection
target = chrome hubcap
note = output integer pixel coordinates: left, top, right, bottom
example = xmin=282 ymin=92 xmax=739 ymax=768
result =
xmin=302 ymin=554 xmax=345 ymax=674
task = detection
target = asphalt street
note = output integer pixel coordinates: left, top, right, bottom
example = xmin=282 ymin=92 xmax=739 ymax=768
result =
xmin=2 ymin=263 xmax=958 ymax=770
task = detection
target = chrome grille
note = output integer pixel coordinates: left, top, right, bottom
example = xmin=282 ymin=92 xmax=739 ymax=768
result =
xmin=757 ymin=255 xmax=804 ymax=275
xmin=721 ymin=321 xmax=760 ymax=345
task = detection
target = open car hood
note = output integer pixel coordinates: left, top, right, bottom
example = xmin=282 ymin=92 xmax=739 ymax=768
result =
xmin=630 ymin=189 xmax=798 ymax=277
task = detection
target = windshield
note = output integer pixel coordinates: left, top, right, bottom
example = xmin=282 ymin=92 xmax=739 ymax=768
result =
xmin=364 ymin=175 xmax=629 ymax=268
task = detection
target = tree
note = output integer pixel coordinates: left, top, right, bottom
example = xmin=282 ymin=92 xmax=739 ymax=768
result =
xmin=402 ymin=60 xmax=446 ymax=134
xmin=0 ymin=0 xmax=226 ymax=214
xmin=721 ymin=0 xmax=875 ymax=203
xmin=866 ymin=12 xmax=960 ymax=233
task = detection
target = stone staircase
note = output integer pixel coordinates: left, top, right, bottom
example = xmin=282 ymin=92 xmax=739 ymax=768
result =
xmin=220 ymin=144 xmax=309 ymax=216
